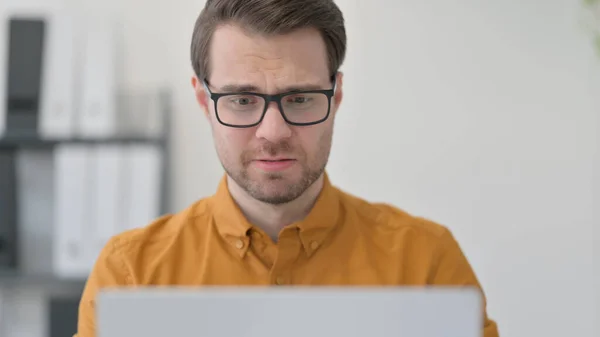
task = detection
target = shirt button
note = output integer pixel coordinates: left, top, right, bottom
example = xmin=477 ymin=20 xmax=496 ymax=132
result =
xmin=235 ymin=239 xmax=244 ymax=249
xmin=310 ymin=241 xmax=319 ymax=250
xmin=275 ymin=276 xmax=285 ymax=285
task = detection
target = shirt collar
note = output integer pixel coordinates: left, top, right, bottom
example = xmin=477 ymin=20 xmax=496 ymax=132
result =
xmin=208 ymin=172 xmax=341 ymax=257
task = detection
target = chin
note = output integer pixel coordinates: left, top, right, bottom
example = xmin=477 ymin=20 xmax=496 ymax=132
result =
xmin=245 ymin=170 xmax=310 ymax=204
xmin=253 ymin=171 xmax=298 ymax=189
xmin=250 ymin=185 xmax=304 ymax=205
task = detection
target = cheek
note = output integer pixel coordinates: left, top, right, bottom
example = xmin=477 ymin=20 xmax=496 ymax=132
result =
xmin=296 ymin=125 xmax=333 ymax=158
xmin=214 ymin=127 xmax=253 ymax=158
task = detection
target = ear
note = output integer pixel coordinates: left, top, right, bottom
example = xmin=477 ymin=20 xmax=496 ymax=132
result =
xmin=191 ymin=75 xmax=210 ymax=118
xmin=332 ymin=71 xmax=344 ymax=112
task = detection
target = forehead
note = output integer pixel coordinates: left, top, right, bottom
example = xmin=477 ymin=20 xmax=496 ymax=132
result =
xmin=208 ymin=24 xmax=330 ymax=89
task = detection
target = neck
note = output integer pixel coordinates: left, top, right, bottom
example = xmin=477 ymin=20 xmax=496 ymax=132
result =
xmin=227 ymin=174 xmax=325 ymax=241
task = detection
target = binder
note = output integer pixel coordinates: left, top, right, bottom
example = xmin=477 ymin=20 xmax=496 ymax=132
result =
xmin=38 ymin=12 xmax=78 ymax=139
xmin=89 ymin=145 xmax=124 ymax=260
xmin=0 ymin=3 xmax=60 ymax=137
xmin=53 ymin=144 xmax=92 ymax=278
xmin=4 ymin=18 xmax=46 ymax=137
xmin=15 ymin=149 xmax=54 ymax=275
xmin=77 ymin=17 xmax=118 ymax=138
xmin=121 ymin=145 xmax=162 ymax=231
xmin=0 ymin=9 xmax=7 ymax=137
xmin=48 ymin=295 xmax=80 ymax=337
xmin=52 ymin=144 xmax=162 ymax=276
xmin=0 ymin=150 xmax=18 ymax=270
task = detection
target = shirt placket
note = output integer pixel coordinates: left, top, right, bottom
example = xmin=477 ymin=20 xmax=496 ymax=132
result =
xmin=269 ymin=227 xmax=302 ymax=286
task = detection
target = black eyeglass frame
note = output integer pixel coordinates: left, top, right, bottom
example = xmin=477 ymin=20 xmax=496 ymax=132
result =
xmin=202 ymin=74 xmax=338 ymax=128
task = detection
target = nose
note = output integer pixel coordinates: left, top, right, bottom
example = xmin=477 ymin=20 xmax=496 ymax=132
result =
xmin=255 ymin=102 xmax=292 ymax=142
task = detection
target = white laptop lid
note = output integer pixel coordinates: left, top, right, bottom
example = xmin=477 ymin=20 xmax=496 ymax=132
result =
xmin=97 ymin=287 xmax=483 ymax=337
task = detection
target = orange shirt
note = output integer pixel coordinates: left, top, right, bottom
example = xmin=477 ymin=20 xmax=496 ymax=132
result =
xmin=76 ymin=174 xmax=499 ymax=337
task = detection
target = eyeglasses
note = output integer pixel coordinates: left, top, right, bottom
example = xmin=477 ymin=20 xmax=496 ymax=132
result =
xmin=202 ymin=75 xmax=337 ymax=128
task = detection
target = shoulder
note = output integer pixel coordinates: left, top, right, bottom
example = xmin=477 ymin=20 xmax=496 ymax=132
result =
xmin=96 ymin=196 xmax=215 ymax=277
xmin=78 ymin=198 xmax=217 ymax=334
xmin=334 ymin=187 xmax=469 ymax=278
xmin=335 ymin=187 xmax=455 ymax=245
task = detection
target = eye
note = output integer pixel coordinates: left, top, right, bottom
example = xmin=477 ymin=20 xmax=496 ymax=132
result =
xmin=286 ymin=95 xmax=312 ymax=104
xmin=227 ymin=95 xmax=259 ymax=106
xmin=232 ymin=96 xmax=253 ymax=105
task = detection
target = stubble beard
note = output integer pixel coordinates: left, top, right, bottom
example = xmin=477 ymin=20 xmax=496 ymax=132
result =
xmin=222 ymin=135 xmax=332 ymax=205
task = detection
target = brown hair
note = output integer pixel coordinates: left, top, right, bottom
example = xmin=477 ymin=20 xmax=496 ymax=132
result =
xmin=190 ymin=0 xmax=347 ymax=81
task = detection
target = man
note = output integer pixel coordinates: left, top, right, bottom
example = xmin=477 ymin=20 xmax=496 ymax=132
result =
xmin=76 ymin=0 xmax=499 ymax=336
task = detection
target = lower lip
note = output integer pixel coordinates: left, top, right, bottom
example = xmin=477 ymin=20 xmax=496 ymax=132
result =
xmin=253 ymin=160 xmax=296 ymax=171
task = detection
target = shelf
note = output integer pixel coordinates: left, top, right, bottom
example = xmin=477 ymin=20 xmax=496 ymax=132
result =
xmin=0 ymin=134 xmax=165 ymax=149
xmin=0 ymin=270 xmax=86 ymax=295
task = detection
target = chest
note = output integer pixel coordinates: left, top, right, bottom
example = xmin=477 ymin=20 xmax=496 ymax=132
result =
xmin=143 ymin=231 xmax=433 ymax=286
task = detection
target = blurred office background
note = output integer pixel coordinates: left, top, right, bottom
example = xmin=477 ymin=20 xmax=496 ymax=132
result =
xmin=0 ymin=0 xmax=598 ymax=336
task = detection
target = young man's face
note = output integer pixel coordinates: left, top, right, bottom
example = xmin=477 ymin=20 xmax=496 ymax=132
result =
xmin=192 ymin=24 xmax=343 ymax=204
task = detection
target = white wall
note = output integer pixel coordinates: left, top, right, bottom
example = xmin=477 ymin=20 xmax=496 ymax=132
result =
xmin=344 ymin=1 xmax=600 ymax=336
xmin=332 ymin=2 xmax=599 ymax=337
xmin=1 ymin=0 xmax=598 ymax=337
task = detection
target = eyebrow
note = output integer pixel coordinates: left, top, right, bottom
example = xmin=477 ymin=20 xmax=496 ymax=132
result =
xmin=217 ymin=83 xmax=328 ymax=94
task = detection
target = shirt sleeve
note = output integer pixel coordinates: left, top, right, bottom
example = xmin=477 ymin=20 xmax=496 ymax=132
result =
xmin=74 ymin=238 xmax=132 ymax=337
xmin=429 ymin=228 xmax=500 ymax=337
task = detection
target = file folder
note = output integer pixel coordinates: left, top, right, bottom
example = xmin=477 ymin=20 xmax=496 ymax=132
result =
xmin=89 ymin=145 xmax=124 ymax=260
xmin=49 ymin=296 xmax=80 ymax=337
xmin=0 ymin=150 xmax=18 ymax=270
xmin=121 ymin=145 xmax=163 ymax=231
xmin=77 ymin=17 xmax=118 ymax=138
xmin=15 ymin=149 xmax=54 ymax=275
xmin=5 ymin=18 xmax=46 ymax=137
xmin=0 ymin=10 xmax=8 ymax=137
xmin=39 ymin=12 xmax=78 ymax=139
xmin=53 ymin=144 xmax=93 ymax=278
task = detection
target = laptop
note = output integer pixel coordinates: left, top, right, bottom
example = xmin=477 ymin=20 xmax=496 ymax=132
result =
xmin=96 ymin=287 xmax=483 ymax=337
